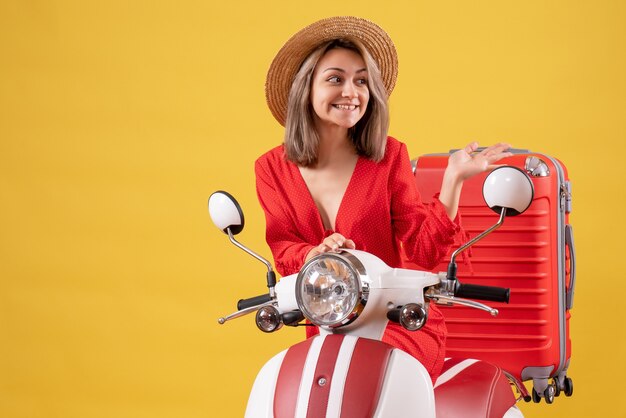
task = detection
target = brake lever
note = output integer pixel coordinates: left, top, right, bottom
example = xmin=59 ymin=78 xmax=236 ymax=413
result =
xmin=425 ymin=293 xmax=499 ymax=316
xmin=217 ymin=300 xmax=276 ymax=324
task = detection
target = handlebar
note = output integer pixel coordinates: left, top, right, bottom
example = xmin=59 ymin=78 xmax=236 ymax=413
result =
xmin=454 ymin=283 xmax=510 ymax=303
xmin=237 ymin=293 xmax=272 ymax=310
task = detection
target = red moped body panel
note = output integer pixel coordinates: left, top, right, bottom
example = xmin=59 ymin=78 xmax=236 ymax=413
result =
xmin=245 ymin=334 xmax=437 ymax=417
xmin=245 ymin=334 xmax=517 ymax=417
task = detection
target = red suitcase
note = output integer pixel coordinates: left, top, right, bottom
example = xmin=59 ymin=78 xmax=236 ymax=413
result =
xmin=411 ymin=150 xmax=575 ymax=403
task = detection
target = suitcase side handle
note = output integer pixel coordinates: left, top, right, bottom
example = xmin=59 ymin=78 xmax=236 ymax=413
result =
xmin=566 ymin=224 xmax=576 ymax=310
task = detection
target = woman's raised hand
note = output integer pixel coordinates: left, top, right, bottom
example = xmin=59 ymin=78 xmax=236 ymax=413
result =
xmin=438 ymin=142 xmax=513 ymax=220
xmin=447 ymin=142 xmax=513 ymax=181
xmin=305 ymin=233 xmax=356 ymax=262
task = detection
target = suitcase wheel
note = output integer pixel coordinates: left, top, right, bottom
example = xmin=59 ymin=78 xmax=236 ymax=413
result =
xmin=564 ymin=377 xmax=574 ymax=397
xmin=544 ymin=385 xmax=556 ymax=404
xmin=552 ymin=378 xmax=561 ymax=397
xmin=531 ymin=388 xmax=541 ymax=403
xmin=531 ymin=384 xmax=557 ymax=404
xmin=552 ymin=375 xmax=574 ymax=398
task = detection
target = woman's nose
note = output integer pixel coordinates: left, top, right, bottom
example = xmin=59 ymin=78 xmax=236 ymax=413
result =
xmin=342 ymin=82 xmax=358 ymax=98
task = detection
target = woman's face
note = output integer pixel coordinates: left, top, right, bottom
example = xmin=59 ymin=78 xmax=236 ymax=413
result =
xmin=310 ymin=48 xmax=369 ymax=131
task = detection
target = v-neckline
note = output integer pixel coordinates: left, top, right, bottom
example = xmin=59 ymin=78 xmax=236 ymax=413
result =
xmin=295 ymin=156 xmax=362 ymax=233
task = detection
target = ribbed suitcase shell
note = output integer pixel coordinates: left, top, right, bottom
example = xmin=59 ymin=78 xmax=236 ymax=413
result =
xmin=412 ymin=153 xmax=574 ymax=391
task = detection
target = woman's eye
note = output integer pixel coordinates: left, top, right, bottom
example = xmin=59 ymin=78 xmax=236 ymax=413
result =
xmin=327 ymin=76 xmax=341 ymax=83
xmin=357 ymin=78 xmax=368 ymax=85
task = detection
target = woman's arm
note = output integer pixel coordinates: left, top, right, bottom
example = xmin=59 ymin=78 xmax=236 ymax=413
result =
xmin=390 ymin=142 xmax=462 ymax=269
xmin=255 ymin=158 xmax=314 ymax=276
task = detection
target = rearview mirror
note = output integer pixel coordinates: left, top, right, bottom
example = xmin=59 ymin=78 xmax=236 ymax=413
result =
xmin=208 ymin=191 xmax=245 ymax=235
xmin=483 ymin=166 xmax=534 ymax=216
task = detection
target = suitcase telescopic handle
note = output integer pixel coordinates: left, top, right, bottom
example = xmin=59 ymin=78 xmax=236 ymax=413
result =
xmin=455 ymin=283 xmax=510 ymax=303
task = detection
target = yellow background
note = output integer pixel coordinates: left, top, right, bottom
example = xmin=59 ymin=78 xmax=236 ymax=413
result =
xmin=1 ymin=1 xmax=624 ymax=417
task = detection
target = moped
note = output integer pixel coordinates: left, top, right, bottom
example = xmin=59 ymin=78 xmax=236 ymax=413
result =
xmin=209 ymin=166 xmax=535 ymax=418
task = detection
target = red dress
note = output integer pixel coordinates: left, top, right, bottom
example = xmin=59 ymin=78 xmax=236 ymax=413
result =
xmin=255 ymin=136 xmax=461 ymax=382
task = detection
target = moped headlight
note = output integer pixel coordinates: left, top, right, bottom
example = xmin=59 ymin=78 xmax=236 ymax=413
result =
xmin=295 ymin=252 xmax=365 ymax=328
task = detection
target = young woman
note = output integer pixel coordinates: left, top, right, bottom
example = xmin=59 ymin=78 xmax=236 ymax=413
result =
xmin=255 ymin=16 xmax=511 ymax=382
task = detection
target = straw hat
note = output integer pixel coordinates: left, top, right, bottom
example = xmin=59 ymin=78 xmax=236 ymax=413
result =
xmin=265 ymin=16 xmax=398 ymax=126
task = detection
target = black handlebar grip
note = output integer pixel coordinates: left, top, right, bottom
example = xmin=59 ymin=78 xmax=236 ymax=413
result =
xmin=455 ymin=283 xmax=510 ymax=303
xmin=281 ymin=310 xmax=305 ymax=326
xmin=237 ymin=293 xmax=272 ymax=310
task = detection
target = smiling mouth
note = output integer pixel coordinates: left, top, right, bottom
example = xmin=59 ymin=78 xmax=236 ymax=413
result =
xmin=333 ymin=104 xmax=358 ymax=110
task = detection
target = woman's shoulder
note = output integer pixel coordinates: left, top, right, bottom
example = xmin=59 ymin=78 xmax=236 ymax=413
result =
xmin=256 ymin=144 xmax=287 ymax=167
xmin=385 ymin=136 xmax=403 ymax=152
xmin=381 ymin=136 xmax=408 ymax=163
xmin=255 ymin=144 xmax=297 ymax=181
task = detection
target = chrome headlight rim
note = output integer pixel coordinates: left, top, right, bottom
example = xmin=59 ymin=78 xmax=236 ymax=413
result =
xmin=295 ymin=251 xmax=367 ymax=329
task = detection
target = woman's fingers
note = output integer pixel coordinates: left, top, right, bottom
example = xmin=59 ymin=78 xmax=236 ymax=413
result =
xmin=483 ymin=142 xmax=511 ymax=156
xmin=318 ymin=233 xmax=356 ymax=253
xmin=325 ymin=233 xmax=346 ymax=249
xmin=476 ymin=143 xmax=513 ymax=164
xmin=464 ymin=141 xmax=479 ymax=154
xmin=323 ymin=237 xmax=339 ymax=251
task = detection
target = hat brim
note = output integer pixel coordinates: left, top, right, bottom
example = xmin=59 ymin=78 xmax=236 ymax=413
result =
xmin=265 ymin=16 xmax=398 ymax=126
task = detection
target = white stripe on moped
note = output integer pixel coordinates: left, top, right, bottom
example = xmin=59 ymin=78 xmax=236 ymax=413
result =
xmin=294 ymin=335 xmax=326 ymax=417
xmin=433 ymin=359 xmax=479 ymax=389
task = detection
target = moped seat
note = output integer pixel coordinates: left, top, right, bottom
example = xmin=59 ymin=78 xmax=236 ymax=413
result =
xmin=434 ymin=358 xmax=518 ymax=418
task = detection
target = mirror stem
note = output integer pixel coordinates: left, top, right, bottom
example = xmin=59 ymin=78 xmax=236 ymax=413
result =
xmin=446 ymin=207 xmax=507 ymax=281
xmin=227 ymin=228 xmax=277 ymax=297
